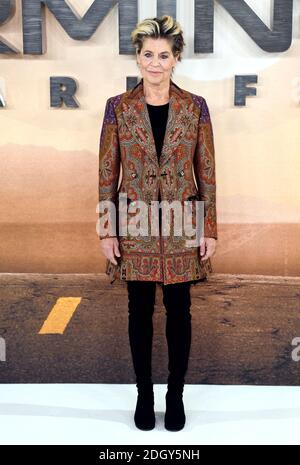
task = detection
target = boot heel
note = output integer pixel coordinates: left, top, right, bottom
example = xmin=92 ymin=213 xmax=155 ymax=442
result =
xmin=134 ymin=385 xmax=155 ymax=430
xmin=164 ymin=389 xmax=186 ymax=431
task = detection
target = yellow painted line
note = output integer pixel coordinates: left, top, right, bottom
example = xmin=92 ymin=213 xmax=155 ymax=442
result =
xmin=39 ymin=297 xmax=82 ymax=335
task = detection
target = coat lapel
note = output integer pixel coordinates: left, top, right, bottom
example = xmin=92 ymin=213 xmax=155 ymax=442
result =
xmin=122 ymin=77 xmax=198 ymax=168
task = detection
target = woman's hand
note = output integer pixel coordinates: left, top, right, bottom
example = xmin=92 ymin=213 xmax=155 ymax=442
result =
xmin=100 ymin=237 xmax=121 ymax=265
xmin=200 ymin=237 xmax=217 ymax=261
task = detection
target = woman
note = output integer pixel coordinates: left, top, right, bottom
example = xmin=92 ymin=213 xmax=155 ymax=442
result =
xmin=98 ymin=15 xmax=217 ymax=431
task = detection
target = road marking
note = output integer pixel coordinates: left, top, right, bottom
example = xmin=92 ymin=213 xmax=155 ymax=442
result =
xmin=39 ymin=297 xmax=82 ymax=334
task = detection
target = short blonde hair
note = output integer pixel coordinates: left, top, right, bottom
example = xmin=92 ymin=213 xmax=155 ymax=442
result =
xmin=131 ymin=15 xmax=185 ymax=62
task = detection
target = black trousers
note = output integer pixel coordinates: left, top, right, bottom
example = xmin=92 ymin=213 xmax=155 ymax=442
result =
xmin=127 ymin=280 xmax=192 ymax=389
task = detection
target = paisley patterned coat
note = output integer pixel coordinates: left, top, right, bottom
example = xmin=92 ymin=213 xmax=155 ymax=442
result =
xmin=98 ymin=77 xmax=217 ymax=286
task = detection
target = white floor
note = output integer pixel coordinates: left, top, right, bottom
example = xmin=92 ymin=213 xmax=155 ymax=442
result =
xmin=0 ymin=384 xmax=300 ymax=445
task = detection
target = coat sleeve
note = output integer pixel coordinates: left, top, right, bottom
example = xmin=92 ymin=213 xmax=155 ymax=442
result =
xmin=98 ymin=97 xmax=121 ymax=239
xmin=193 ymin=97 xmax=218 ymax=240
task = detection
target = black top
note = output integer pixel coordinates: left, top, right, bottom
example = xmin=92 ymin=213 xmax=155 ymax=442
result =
xmin=146 ymin=102 xmax=169 ymax=161
xmin=146 ymin=101 xmax=169 ymax=204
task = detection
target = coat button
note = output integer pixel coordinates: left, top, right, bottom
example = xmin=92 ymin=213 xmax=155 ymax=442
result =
xmin=131 ymin=172 xmax=137 ymax=178
xmin=178 ymin=170 xmax=184 ymax=177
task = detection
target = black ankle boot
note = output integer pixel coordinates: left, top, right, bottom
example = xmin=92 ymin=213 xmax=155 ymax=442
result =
xmin=134 ymin=384 xmax=155 ymax=430
xmin=164 ymin=386 xmax=186 ymax=431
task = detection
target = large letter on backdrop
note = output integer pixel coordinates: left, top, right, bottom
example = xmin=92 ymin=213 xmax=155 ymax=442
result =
xmin=21 ymin=0 xmax=138 ymax=55
xmin=0 ymin=0 xmax=18 ymax=54
xmin=195 ymin=0 xmax=293 ymax=53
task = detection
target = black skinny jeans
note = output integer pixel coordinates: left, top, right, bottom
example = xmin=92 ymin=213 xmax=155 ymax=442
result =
xmin=127 ymin=280 xmax=192 ymax=389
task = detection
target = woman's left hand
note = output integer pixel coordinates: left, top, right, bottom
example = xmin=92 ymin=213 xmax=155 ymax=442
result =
xmin=200 ymin=237 xmax=217 ymax=261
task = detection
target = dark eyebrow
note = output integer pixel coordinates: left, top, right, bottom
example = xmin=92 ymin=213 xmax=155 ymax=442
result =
xmin=143 ymin=50 xmax=170 ymax=54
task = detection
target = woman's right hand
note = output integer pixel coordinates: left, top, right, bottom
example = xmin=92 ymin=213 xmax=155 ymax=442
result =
xmin=100 ymin=237 xmax=121 ymax=265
